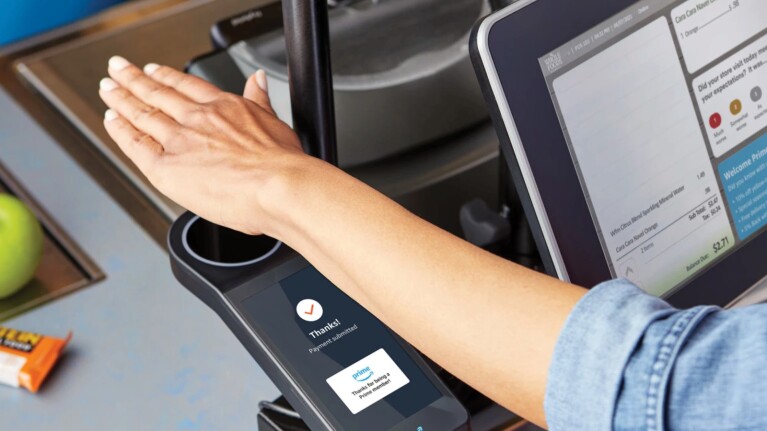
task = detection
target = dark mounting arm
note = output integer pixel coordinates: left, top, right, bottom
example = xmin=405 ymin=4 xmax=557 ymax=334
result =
xmin=281 ymin=0 xmax=339 ymax=166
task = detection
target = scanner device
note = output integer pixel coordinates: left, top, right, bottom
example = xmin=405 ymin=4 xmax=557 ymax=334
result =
xmin=169 ymin=1 xmax=470 ymax=429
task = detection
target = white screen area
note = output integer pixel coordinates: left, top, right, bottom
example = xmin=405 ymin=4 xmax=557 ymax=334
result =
xmin=548 ymin=2 xmax=767 ymax=296
xmin=672 ymin=0 xmax=767 ymax=74
xmin=553 ymin=17 xmax=732 ymax=295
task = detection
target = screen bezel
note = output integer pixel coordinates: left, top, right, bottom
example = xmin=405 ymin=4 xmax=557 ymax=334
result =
xmin=474 ymin=0 xmax=767 ymax=308
xmin=224 ymin=256 xmax=468 ymax=430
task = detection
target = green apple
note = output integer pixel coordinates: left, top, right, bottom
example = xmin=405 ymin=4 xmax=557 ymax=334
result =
xmin=0 ymin=193 xmax=44 ymax=299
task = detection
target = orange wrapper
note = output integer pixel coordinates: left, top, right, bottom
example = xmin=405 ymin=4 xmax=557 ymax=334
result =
xmin=0 ymin=326 xmax=71 ymax=392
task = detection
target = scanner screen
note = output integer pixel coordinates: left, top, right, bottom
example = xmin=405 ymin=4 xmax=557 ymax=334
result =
xmin=240 ymin=266 xmax=440 ymax=428
xmin=540 ymin=0 xmax=767 ymax=296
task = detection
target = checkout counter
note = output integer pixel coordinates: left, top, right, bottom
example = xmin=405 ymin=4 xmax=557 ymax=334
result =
xmin=6 ymin=1 xmax=767 ymax=429
xmin=0 ymin=0 xmax=538 ymax=429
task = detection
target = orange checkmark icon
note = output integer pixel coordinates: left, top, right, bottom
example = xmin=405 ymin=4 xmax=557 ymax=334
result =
xmin=296 ymin=299 xmax=322 ymax=321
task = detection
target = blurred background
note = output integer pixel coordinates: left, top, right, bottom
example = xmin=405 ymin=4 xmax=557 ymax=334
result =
xmin=0 ymin=1 xmax=128 ymax=46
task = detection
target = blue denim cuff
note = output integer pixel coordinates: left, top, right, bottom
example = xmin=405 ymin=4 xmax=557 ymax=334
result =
xmin=543 ymin=279 xmax=677 ymax=431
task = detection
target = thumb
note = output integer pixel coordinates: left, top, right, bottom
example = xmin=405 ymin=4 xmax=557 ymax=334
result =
xmin=243 ymin=70 xmax=275 ymax=115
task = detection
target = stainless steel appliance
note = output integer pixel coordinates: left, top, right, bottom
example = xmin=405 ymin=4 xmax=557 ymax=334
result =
xmin=228 ymin=0 xmax=490 ymax=167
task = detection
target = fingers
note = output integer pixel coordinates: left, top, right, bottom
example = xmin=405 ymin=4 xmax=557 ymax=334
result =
xmin=243 ymin=70 xmax=275 ymax=115
xmin=103 ymin=109 xmax=164 ymax=173
xmin=99 ymin=77 xmax=182 ymax=144
xmin=143 ymin=62 xmax=221 ymax=103
xmin=107 ymin=56 xmax=195 ymax=121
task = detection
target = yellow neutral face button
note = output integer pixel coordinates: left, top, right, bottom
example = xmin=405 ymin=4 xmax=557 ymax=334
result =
xmin=730 ymin=99 xmax=742 ymax=115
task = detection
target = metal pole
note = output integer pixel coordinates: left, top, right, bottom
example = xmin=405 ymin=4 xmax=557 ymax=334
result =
xmin=281 ymin=0 xmax=338 ymax=166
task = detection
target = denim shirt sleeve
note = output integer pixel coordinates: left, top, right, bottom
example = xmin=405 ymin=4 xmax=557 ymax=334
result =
xmin=544 ymin=278 xmax=767 ymax=431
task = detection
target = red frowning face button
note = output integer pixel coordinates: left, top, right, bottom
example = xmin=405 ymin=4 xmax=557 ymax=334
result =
xmin=709 ymin=113 xmax=722 ymax=129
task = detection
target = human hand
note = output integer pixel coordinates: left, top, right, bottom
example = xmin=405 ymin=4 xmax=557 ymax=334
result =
xmin=98 ymin=56 xmax=309 ymax=235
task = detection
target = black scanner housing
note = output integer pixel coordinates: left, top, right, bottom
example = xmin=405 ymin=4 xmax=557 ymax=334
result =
xmin=168 ymin=213 xmax=470 ymax=430
xmin=168 ymin=1 xmax=469 ymax=429
xmin=168 ymin=213 xmax=329 ymax=427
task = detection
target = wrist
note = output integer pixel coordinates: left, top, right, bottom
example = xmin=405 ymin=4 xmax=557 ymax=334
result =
xmin=252 ymin=151 xmax=332 ymax=240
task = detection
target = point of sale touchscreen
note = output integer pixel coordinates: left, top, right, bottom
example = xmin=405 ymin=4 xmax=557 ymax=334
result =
xmin=540 ymin=0 xmax=767 ymax=296
xmin=240 ymin=266 xmax=440 ymax=429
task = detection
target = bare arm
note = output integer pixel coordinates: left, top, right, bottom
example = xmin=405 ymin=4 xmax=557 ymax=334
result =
xmin=98 ymin=57 xmax=587 ymax=427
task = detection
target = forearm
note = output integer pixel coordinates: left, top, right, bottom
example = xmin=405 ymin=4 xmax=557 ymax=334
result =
xmin=265 ymin=156 xmax=587 ymax=427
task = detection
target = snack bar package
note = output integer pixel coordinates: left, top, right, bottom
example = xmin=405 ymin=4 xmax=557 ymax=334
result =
xmin=0 ymin=326 xmax=72 ymax=392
